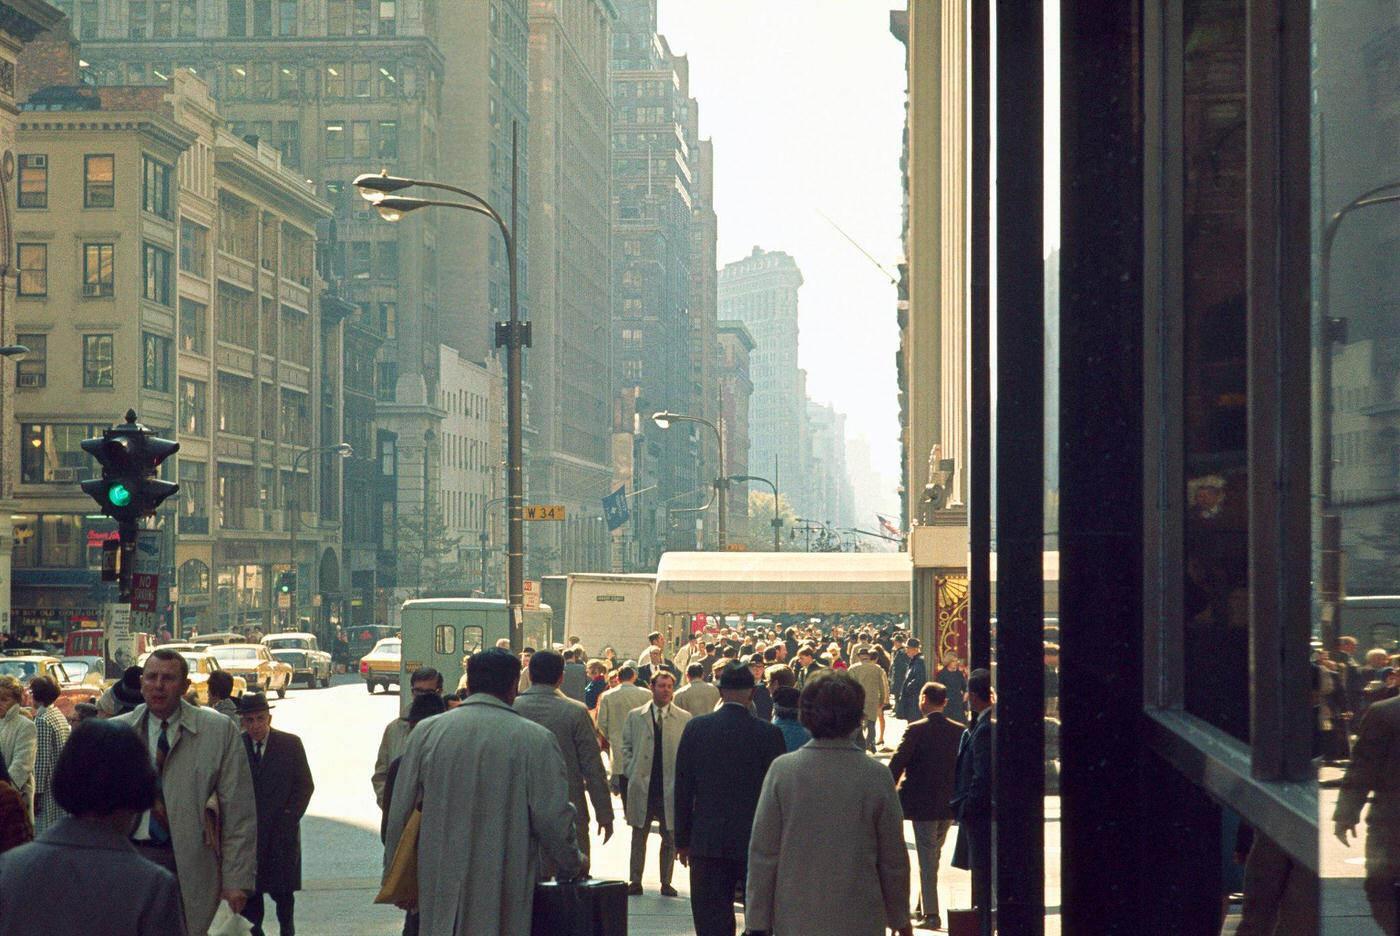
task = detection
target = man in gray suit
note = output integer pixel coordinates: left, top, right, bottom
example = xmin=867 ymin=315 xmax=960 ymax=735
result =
xmin=1337 ymin=692 xmax=1400 ymax=933
xmin=560 ymin=649 xmax=590 ymax=703
xmin=514 ymin=650 xmax=614 ymax=867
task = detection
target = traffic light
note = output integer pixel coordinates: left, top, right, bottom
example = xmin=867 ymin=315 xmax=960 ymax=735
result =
xmin=277 ymin=570 xmax=297 ymax=594
xmin=80 ymin=410 xmax=180 ymax=525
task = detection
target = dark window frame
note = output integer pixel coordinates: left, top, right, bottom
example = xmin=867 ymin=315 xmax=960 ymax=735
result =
xmin=82 ymin=333 xmax=114 ymax=388
xmin=83 ymin=154 xmax=115 ymax=208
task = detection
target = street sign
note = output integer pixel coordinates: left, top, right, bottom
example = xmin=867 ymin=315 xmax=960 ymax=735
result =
xmin=522 ymin=579 xmax=541 ymax=610
xmin=524 ymin=504 xmax=566 ymax=521
xmin=129 ymin=530 xmax=162 ymax=613
xmin=602 ymin=486 xmax=629 ymax=531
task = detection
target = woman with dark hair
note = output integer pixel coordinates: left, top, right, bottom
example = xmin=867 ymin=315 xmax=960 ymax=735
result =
xmin=0 ymin=749 xmax=32 ymax=855
xmin=29 ymin=675 xmax=70 ymax=834
xmin=746 ymin=672 xmax=912 ymax=936
xmin=0 ymin=720 xmax=185 ymax=935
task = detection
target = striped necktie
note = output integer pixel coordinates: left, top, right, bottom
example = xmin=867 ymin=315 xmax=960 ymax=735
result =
xmin=148 ymin=720 xmax=171 ymax=846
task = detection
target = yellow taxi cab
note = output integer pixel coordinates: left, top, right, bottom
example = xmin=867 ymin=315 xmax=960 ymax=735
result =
xmin=0 ymin=655 xmax=102 ymax=719
xmin=360 ymin=637 xmax=401 ymax=693
xmin=208 ymin=643 xmax=294 ymax=698
xmin=180 ymin=652 xmax=248 ymax=704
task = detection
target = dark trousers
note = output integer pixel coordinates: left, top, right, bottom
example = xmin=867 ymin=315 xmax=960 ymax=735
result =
xmin=688 ymin=855 xmax=745 ymax=936
xmin=243 ymin=890 xmax=295 ymax=936
xmin=969 ymin=825 xmax=992 ymax=936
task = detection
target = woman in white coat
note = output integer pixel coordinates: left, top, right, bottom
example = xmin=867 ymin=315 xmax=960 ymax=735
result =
xmin=746 ymin=671 xmax=913 ymax=936
xmin=0 ymin=677 xmax=36 ymax=820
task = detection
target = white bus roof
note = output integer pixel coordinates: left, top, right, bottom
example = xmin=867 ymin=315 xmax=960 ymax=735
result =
xmin=401 ymin=598 xmax=553 ymax=612
xmin=654 ymin=552 xmax=911 ymax=614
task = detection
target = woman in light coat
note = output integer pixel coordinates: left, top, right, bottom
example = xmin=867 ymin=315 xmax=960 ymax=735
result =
xmin=746 ymin=671 xmax=913 ymax=936
xmin=0 ymin=677 xmax=35 ymax=820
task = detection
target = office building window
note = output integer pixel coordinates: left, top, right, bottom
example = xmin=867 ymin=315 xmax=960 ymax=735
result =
xmin=84 ymin=154 xmax=115 ymax=208
xmin=375 ymin=241 xmax=397 ymax=278
xmin=180 ymin=377 xmax=208 ymax=435
xmin=16 ymin=244 xmax=46 ymax=296
xmin=153 ymin=0 xmax=172 ymax=36
xmin=350 ymin=241 xmax=370 ymax=278
xmin=252 ymin=0 xmax=270 ymax=33
xmin=78 ymin=0 xmax=96 ymax=37
xmin=324 ymin=121 xmax=346 ymax=159
xmin=225 ymin=62 xmax=247 ymax=96
xmin=277 ymin=0 xmax=295 ymax=33
xmin=217 ymin=372 xmax=254 ymax=434
xmin=129 ymin=0 xmax=147 ymax=36
xmin=217 ymin=283 xmax=256 ymax=347
xmin=17 ymin=155 xmax=46 ymax=208
xmin=376 ymin=361 xmax=396 ymax=401
xmin=178 ymin=0 xmax=195 ymax=35
xmin=325 ymin=62 xmax=344 ymax=96
xmin=378 ymin=61 xmax=397 ymax=96
xmin=377 ymin=0 xmax=393 ymax=33
xmin=276 ymin=120 xmax=299 ymax=167
xmin=179 ymin=218 xmax=208 ymax=274
xmin=15 ymin=334 xmax=44 ymax=388
xmin=352 ymin=0 xmax=369 ymax=33
xmin=278 ymin=63 xmax=299 ymax=99
xmin=351 ymin=120 xmax=369 ymax=159
xmin=82 ymin=334 xmax=114 ymax=388
xmin=226 ymin=0 xmax=246 ymax=33
xmin=143 ymin=243 xmax=172 ymax=305
xmin=142 ymin=157 xmax=172 ymax=218
xmin=178 ymin=464 xmax=209 ymax=534
xmin=378 ymin=301 xmax=396 ymax=338
xmin=378 ymin=120 xmax=398 ymax=160
xmin=251 ymin=61 xmax=273 ymax=99
xmin=82 ymin=243 xmax=115 ymax=297
xmin=351 ymin=60 xmax=370 ymax=97
xmin=327 ymin=0 xmax=345 ymax=32
xmin=180 ymin=297 xmax=208 ymax=354
xmin=20 ymin=424 xmax=106 ymax=484
xmin=143 ymin=332 xmax=172 ymax=391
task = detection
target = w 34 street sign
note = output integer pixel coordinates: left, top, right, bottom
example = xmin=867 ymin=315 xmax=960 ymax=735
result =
xmin=524 ymin=504 xmax=566 ymax=521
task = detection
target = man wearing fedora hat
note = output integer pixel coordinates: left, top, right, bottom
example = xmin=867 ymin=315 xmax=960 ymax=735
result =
xmin=238 ymin=692 xmax=314 ymax=936
xmin=97 ymin=666 xmax=145 ymax=717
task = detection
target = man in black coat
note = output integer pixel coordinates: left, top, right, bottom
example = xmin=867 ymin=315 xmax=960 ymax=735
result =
xmin=674 ymin=661 xmax=786 ymax=936
xmin=890 ymin=681 xmax=965 ymax=931
xmin=896 ymin=638 xmax=929 ymax=720
xmin=238 ymin=693 xmax=314 ymax=936
xmin=951 ymin=668 xmax=994 ymax=936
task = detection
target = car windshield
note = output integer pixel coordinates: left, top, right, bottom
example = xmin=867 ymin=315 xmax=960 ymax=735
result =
xmin=0 ymin=661 xmax=37 ymax=682
xmin=267 ymin=638 xmax=311 ymax=650
xmin=375 ymin=640 xmax=401 ymax=656
xmin=63 ymin=660 xmax=90 ymax=680
xmin=211 ymin=647 xmax=259 ymax=661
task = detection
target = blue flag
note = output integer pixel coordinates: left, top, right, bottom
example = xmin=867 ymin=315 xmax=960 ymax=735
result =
xmin=603 ymin=485 xmax=629 ymax=531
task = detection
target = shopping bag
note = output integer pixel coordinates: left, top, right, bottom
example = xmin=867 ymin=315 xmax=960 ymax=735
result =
xmin=374 ymin=807 xmax=421 ymax=905
xmin=207 ymin=902 xmax=254 ymax=936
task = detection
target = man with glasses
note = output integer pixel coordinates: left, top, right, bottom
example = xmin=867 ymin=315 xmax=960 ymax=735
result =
xmin=372 ymin=667 xmax=442 ymax=809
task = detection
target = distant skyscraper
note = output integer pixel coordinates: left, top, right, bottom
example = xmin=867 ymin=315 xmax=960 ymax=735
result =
xmin=718 ymin=247 xmax=806 ymax=515
xmin=526 ymin=0 xmax=614 ymax=574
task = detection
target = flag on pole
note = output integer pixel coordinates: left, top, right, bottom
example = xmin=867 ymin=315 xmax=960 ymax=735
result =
xmin=877 ymin=514 xmax=902 ymax=539
xmin=603 ymin=485 xmax=630 ymax=531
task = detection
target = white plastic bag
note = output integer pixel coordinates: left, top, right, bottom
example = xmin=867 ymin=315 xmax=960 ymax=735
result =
xmin=207 ymin=902 xmax=254 ymax=936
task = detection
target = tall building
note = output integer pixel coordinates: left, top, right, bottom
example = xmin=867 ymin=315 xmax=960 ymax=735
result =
xmin=526 ymin=0 xmax=614 ymax=575
xmin=715 ymin=320 xmax=753 ymax=523
xmin=805 ymin=400 xmax=854 ymax=531
xmin=433 ymin=345 xmax=501 ymax=596
xmin=717 ymin=247 xmax=805 ymax=514
xmin=73 ymin=0 xmax=446 ymax=611
xmin=611 ymin=0 xmax=696 ymax=563
xmin=10 ymin=56 xmax=342 ymax=639
xmin=0 ymin=0 xmax=65 ymax=639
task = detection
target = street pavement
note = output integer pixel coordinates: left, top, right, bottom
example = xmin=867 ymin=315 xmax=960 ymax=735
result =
xmin=268 ymin=676 xmax=1068 ymax=935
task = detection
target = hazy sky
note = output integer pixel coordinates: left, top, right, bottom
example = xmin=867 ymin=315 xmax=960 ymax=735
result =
xmin=656 ymin=1 xmax=908 ymax=482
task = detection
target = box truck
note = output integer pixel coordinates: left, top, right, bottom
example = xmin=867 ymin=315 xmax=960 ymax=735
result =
xmin=563 ymin=573 xmax=657 ymax=660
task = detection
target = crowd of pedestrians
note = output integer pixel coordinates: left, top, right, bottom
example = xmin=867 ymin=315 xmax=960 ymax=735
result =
xmin=374 ymin=621 xmax=994 ymax=935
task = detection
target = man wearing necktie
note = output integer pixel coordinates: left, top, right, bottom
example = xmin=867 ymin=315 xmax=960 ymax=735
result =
xmin=950 ymin=668 xmax=996 ymax=935
xmin=239 ymin=692 xmax=315 ymax=936
xmin=115 ymin=648 xmax=257 ymax=936
xmin=622 ymin=670 xmax=690 ymax=896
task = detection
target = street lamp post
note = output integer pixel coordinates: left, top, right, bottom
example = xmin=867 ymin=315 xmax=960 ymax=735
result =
xmin=728 ymin=473 xmax=782 ymax=551
xmin=355 ymin=122 xmax=528 ymax=652
xmin=288 ymin=442 xmax=353 ymax=634
xmin=652 ymin=411 xmax=726 ymax=548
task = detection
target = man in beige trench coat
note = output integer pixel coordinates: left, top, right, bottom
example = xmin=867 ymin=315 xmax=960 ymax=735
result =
xmin=116 ymin=648 xmax=257 ymax=935
xmin=621 ymin=670 xmax=690 ymax=895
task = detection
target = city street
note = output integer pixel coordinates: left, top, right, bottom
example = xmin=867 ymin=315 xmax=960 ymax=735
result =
xmin=259 ymin=676 xmax=1012 ymax=935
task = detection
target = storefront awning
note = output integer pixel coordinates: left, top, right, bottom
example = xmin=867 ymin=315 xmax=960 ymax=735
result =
xmin=654 ymin=552 xmax=911 ymax=615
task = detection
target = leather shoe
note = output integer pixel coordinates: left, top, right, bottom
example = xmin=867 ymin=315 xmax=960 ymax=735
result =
xmin=626 ymin=882 xmax=643 ymax=896
xmin=660 ymin=884 xmax=679 ymax=897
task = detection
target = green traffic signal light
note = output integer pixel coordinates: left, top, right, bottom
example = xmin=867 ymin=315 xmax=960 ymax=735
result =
xmin=108 ymin=483 xmax=132 ymax=507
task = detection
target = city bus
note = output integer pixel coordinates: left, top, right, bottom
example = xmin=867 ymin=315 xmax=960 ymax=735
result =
xmin=398 ymin=597 xmax=552 ymax=712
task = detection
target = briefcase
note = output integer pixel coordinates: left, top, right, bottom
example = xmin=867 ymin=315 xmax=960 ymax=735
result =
xmin=532 ymin=879 xmax=628 ymax=936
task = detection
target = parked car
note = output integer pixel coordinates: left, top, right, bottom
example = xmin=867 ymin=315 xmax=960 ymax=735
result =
xmin=208 ymin=643 xmax=294 ymax=698
xmin=180 ymin=652 xmax=248 ymax=705
xmin=138 ymin=642 xmax=212 ymax=666
xmin=360 ymin=638 xmax=401 ymax=694
xmin=190 ymin=631 xmax=250 ymax=647
xmin=263 ymin=632 xmax=333 ymax=689
xmin=0 ymin=656 xmax=102 ymax=718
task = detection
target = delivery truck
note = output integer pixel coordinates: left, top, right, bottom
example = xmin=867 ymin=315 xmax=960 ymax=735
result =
xmin=563 ymin=573 xmax=657 ymax=659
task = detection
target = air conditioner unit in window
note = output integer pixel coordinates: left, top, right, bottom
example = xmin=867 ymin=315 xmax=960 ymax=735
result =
xmin=17 ymin=373 xmax=42 ymax=388
xmin=44 ymin=467 xmax=79 ymax=483
xmin=28 ymin=155 xmax=46 ymax=168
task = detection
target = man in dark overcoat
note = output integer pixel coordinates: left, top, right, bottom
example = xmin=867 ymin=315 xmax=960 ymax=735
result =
xmin=238 ymin=692 xmax=314 ymax=936
xmin=951 ymin=668 xmax=994 ymax=936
